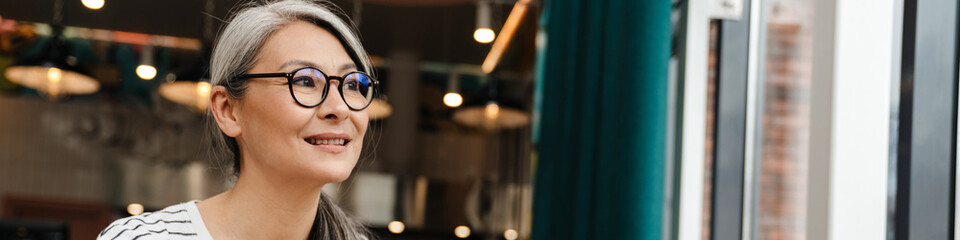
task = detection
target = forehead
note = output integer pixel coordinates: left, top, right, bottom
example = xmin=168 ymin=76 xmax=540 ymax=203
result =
xmin=254 ymin=20 xmax=356 ymax=74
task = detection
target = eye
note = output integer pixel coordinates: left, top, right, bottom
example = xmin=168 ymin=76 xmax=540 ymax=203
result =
xmin=291 ymin=76 xmax=316 ymax=88
xmin=344 ymin=80 xmax=359 ymax=91
xmin=344 ymin=73 xmax=371 ymax=91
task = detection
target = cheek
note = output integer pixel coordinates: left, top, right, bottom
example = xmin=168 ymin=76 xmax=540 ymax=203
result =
xmin=350 ymin=112 xmax=369 ymax=151
xmin=353 ymin=111 xmax=369 ymax=135
xmin=243 ymin=90 xmax=311 ymax=143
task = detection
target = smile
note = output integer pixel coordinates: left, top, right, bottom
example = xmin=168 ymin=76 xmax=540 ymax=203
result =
xmin=304 ymin=138 xmax=349 ymax=146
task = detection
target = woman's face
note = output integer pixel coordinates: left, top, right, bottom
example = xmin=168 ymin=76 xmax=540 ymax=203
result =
xmin=233 ymin=20 xmax=368 ymax=184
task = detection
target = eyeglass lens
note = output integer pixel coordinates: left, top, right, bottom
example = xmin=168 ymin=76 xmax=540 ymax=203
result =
xmin=290 ymin=68 xmax=374 ymax=109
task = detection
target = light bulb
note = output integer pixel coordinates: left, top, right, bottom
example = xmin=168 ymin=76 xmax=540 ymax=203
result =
xmin=47 ymin=67 xmax=62 ymax=96
xmin=504 ymin=229 xmax=518 ymax=240
xmin=387 ymin=221 xmax=405 ymax=234
xmin=47 ymin=67 xmax=62 ymax=83
xmin=454 ymin=226 xmax=471 ymax=238
xmin=127 ymin=203 xmax=144 ymax=216
xmin=196 ymin=82 xmax=211 ymax=97
xmin=82 ymin=0 xmax=104 ymax=10
xmin=485 ymin=102 xmax=500 ymax=120
xmin=136 ymin=65 xmax=157 ymax=80
xmin=443 ymin=92 xmax=463 ymax=107
xmin=474 ymin=28 xmax=495 ymax=43
xmin=196 ymin=82 xmax=212 ymax=110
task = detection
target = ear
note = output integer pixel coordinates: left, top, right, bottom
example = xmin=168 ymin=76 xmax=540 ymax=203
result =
xmin=210 ymin=85 xmax=242 ymax=138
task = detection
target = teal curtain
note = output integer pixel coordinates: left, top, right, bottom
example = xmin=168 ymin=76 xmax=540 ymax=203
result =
xmin=531 ymin=0 xmax=670 ymax=239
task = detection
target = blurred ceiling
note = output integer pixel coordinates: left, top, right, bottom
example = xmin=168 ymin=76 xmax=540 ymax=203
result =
xmin=0 ymin=0 xmax=521 ymax=64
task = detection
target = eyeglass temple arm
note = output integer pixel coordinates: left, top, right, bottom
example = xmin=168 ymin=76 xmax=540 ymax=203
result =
xmin=235 ymin=73 xmax=291 ymax=79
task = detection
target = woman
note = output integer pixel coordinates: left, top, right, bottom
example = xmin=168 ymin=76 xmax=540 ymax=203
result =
xmin=98 ymin=0 xmax=376 ymax=239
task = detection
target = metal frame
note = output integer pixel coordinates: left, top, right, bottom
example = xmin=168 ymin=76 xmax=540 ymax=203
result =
xmin=895 ymin=0 xmax=959 ymax=239
xmin=675 ymin=0 xmax=710 ymax=239
xmin=741 ymin=0 xmax=764 ymax=238
xmin=888 ymin=0 xmax=904 ymax=238
xmin=691 ymin=0 xmax=904 ymax=239
xmin=807 ymin=0 xmax=896 ymax=238
xmin=675 ymin=0 xmax=763 ymax=239
xmin=956 ymin=33 xmax=960 ymax=240
xmin=709 ymin=0 xmax=752 ymax=238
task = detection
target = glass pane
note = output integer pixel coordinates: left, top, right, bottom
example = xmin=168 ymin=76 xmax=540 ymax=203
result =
xmin=757 ymin=0 xmax=814 ymax=239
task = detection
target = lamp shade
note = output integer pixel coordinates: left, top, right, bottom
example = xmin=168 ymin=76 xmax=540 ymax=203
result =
xmin=453 ymin=104 xmax=529 ymax=129
xmin=5 ymin=65 xmax=99 ymax=97
xmin=159 ymin=81 xmax=210 ymax=112
xmin=367 ymin=98 xmax=392 ymax=120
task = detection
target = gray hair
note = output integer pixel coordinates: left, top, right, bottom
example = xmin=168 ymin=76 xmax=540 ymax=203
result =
xmin=205 ymin=0 xmax=372 ymax=239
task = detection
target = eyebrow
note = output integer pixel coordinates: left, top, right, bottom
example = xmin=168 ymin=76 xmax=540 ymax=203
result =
xmin=277 ymin=59 xmax=357 ymax=73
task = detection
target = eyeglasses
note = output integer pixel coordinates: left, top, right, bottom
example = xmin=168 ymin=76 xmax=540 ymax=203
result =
xmin=234 ymin=67 xmax=379 ymax=110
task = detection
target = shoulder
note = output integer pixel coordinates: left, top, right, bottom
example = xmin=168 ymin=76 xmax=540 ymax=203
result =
xmin=97 ymin=201 xmax=205 ymax=240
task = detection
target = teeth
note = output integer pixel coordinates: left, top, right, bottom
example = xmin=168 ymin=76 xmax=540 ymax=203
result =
xmin=306 ymin=138 xmax=347 ymax=146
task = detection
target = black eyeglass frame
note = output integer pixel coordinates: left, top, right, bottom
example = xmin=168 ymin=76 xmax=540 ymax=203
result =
xmin=233 ymin=66 xmax=379 ymax=110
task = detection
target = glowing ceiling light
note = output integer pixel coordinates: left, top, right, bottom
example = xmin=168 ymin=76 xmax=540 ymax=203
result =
xmin=136 ymin=65 xmax=157 ymax=80
xmin=46 ymin=67 xmax=62 ymax=96
xmin=137 ymin=45 xmax=156 ymax=80
xmin=126 ymin=203 xmax=144 ymax=216
xmin=82 ymin=0 xmax=104 ymax=10
xmin=454 ymin=225 xmax=471 ymax=238
xmin=444 ymin=72 xmax=463 ymax=108
xmin=196 ymin=81 xmax=211 ymax=97
xmin=196 ymin=81 xmax=211 ymax=110
xmin=474 ymin=0 xmax=495 ymax=43
xmin=485 ymin=101 xmax=500 ymax=120
xmin=444 ymin=92 xmax=463 ymax=108
xmin=47 ymin=67 xmax=62 ymax=84
xmin=504 ymin=229 xmax=518 ymax=240
xmin=387 ymin=221 xmax=405 ymax=234
xmin=474 ymin=28 xmax=495 ymax=43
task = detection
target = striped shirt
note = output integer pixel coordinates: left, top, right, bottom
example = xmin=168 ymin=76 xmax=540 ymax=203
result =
xmin=98 ymin=201 xmax=213 ymax=240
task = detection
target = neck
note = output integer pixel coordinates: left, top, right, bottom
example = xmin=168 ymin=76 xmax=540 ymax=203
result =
xmin=200 ymin=165 xmax=326 ymax=240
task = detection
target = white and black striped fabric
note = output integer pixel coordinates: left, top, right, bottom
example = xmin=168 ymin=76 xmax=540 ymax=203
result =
xmin=98 ymin=201 xmax=213 ymax=240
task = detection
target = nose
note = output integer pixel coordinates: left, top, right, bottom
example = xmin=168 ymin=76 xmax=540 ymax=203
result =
xmin=316 ymin=80 xmax=350 ymax=122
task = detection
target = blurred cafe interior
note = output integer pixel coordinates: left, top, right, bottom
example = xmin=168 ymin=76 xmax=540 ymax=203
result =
xmin=0 ymin=0 xmax=537 ymax=239
xmin=0 ymin=0 xmax=957 ymax=240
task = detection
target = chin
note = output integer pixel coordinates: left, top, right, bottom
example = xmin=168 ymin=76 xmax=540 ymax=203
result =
xmin=297 ymin=145 xmax=363 ymax=184
xmin=306 ymin=161 xmax=358 ymax=184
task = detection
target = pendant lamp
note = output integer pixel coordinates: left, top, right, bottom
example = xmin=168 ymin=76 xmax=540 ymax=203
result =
xmin=5 ymin=26 xmax=99 ymax=99
xmin=4 ymin=0 xmax=99 ymax=99
xmin=452 ymin=74 xmax=528 ymax=130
